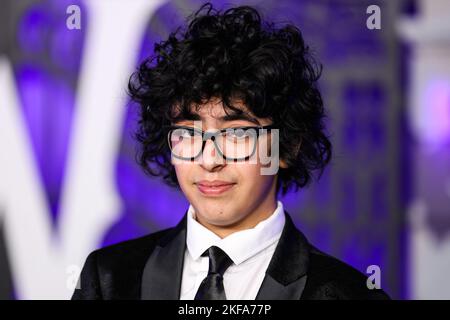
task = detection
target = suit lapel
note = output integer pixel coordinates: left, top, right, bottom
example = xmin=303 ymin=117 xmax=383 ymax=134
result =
xmin=141 ymin=212 xmax=188 ymax=300
xmin=255 ymin=211 xmax=310 ymax=300
xmin=140 ymin=210 xmax=310 ymax=300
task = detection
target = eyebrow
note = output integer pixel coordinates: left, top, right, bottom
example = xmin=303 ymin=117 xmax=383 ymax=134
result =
xmin=220 ymin=113 xmax=261 ymax=125
xmin=178 ymin=112 xmax=261 ymax=125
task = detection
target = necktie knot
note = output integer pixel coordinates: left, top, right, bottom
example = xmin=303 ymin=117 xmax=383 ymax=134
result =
xmin=202 ymin=246 xmax=233 ymax=277
xmin=195 ymin=246 xmax=233 ymax=299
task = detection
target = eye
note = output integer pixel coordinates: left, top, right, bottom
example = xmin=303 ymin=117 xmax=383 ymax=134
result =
xmin=172 ymin=128 xmax=196 ymax=140
xmin=224 ymin=128 xmax=250 ymax=140
xmin=180 ymin=129 xmax=194 ymax=137
xmin=233 ymin=129 xmax=246 ymax=138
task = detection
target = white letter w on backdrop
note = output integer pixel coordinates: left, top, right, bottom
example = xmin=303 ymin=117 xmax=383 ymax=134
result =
xmin=0 ymin=0 xmax=166 ymax=299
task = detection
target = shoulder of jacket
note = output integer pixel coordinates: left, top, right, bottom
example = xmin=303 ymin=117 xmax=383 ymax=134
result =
xmin=302 ymin=246 xmax=390 ymax=300
xmin=88 ymin=227 xmax=174 ymax=267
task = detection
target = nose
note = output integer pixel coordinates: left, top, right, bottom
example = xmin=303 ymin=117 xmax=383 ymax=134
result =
xmin=199 ymin=136 xmax=225 ymax=172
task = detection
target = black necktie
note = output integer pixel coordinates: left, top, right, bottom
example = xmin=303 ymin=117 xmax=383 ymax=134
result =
xmin=194 ymin=246 xmax=233 ymax=300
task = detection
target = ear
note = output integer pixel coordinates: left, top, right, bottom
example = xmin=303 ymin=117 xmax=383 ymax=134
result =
xmin=279 ymin=140 xmax=301 ymax=169
xmin=279 ymin=158 xmax=288 ymax=169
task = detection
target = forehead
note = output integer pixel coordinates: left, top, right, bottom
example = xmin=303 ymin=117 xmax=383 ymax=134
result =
xmin=171 ymin=98 xmax=261 ymax=124
xmin=196 ymin=98 xmax=247 ymax=118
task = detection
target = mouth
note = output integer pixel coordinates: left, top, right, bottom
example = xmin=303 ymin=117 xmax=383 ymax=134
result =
xmin=195 ymin=180 xmax=236 ymax=196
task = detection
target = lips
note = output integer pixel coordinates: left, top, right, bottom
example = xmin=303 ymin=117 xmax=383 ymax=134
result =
xmin=197 ymin=180 xmax=234 ymax=187
xmin=196 ymin=180 xmax=236 ymax=196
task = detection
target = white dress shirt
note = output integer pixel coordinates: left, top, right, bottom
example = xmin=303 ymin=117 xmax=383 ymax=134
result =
xmin=179 ymin=200 xmax=286 ymax=300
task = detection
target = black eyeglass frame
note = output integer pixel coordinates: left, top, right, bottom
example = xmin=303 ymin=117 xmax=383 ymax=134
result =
xmin=165 ymin=125 xmax=277 ymax=161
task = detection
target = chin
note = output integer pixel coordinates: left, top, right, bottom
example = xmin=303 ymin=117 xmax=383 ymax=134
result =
xmin=198 ymin=208 xmax=234 ymax=223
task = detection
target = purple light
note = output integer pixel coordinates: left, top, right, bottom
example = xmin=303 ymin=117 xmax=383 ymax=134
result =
xmin=419 ymin=80 xmax=450 ymax=147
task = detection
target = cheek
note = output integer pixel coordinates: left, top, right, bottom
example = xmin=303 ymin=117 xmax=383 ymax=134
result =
xmin=236 ymin=163 xmax=271 ymax=186
xmin=174 ymin=164 xmax=194 ymax=186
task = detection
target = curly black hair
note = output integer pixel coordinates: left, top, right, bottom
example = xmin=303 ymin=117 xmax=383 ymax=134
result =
xmin=128 ymin=2 xmax=332 ymax=196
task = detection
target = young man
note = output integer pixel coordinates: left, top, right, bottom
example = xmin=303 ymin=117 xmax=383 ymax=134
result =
xmin=72 ymin=3 xmax=390 ymax=300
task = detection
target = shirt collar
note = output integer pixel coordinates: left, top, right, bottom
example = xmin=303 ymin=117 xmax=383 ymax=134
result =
xmin=186 ymin=201 xmax=286 ymax=265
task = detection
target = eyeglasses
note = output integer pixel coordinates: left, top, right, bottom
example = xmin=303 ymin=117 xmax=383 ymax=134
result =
xmin=166 ymin=125 xmax=276 ymax=161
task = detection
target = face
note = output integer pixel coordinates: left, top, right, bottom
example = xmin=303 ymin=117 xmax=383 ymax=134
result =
xmin=171 ymin=98 xmax=287 ymax=236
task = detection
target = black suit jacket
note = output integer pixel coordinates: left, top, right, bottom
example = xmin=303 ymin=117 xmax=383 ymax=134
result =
xmin=72 ymin=211 xmax=390 ymax=300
